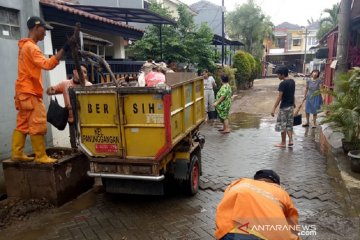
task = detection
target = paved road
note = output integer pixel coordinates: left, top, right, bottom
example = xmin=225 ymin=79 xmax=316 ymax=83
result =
xmin=1 ymin=79 xmax=359 ymax=240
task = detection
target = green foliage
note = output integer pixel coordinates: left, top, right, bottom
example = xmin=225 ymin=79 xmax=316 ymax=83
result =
xmin=129 ymin=1 xmax=216 ymax=70
xmin=321 ymin=68 xmax=360 ymax=141
xmin=215 ymin=66 xmax=237 ymax=94
xmin=255 ymin=58 xmax=262 ymax=78
xmin=245 ymin=52 xmax=256 ymax=81
xmin=317 ymin=3 xmax=340 ymax=40
xmin=226 ymin=0 xmax=274 ymax=59
xmin=233 ymin=50 xmax=251 ymax=90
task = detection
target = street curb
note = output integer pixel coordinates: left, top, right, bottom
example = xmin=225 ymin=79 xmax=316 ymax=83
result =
xmin=319 ymin=123 xmax=360 ymax=216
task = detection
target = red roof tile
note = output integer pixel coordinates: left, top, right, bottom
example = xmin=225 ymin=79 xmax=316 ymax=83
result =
xmin=39 ymin=0 xmax=144 ymax=33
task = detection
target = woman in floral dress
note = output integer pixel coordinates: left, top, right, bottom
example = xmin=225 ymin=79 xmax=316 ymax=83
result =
xmin=214 ymin=75 xmax=232 ymax=133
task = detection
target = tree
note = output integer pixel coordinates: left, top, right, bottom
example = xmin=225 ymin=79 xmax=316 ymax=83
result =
xmin=226 ymin=0 xmax=274 ymax=59
xmin=129 ymin=1 xmax=216 ymax=70
xmin=317 ymin=3 xmax=340 ymax=40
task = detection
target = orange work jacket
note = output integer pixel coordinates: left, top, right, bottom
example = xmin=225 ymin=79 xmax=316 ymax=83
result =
xmin=215 ymin=178 xmax=300 ymax=240
xmin=15 ymin=38 xmax=59 ymax=98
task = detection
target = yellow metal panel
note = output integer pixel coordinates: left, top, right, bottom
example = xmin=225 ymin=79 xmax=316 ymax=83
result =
xmin=77 ymin=92 xmax=123 ymax=157
xmin=175 ymin=151 xmax=190 ymax=161
xmin=171 ymin=87 xmax=183 ymax=111
xmin=184 ymin=104 xmax=194 ymax=131
xmin=77 ymin=93 xmax=118 ymax=125
xmin=123 ymin=93 xmax=165 ymax=157
xmin=125 ymin=128 xmax=165 ymax=157
xmin=124 ymin=94 xmax=164 ymax=124
xmin=171 ymin=111 xmax=183 ymax=141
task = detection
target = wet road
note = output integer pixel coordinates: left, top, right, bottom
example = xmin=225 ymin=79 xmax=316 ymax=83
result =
xmin=1 ymin=77 xmax=359 ymax=239
xmin=1 ymin=115 xmax=359 ymax=240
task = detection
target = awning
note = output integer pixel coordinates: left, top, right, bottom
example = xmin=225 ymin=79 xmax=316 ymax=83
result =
xmin=213 ymin=34 xmax=244 ymax=46
xmin=83 ymin=33 xmax=113 ymax=47
xmin=40 ymin=0 xmax=145 ymax=39
xmin=66 ymin=4 xmax=177 ymax=25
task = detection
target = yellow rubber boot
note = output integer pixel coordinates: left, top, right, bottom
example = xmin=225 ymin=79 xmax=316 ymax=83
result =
xmin=11 ymin=130 xmax=34 ymax=162
xmin=30 ymin=135 xmax=57 ymax=164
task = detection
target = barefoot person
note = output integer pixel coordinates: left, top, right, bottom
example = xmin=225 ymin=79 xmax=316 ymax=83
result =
xmin=214 ymin=75 xmax=232 ymax=133
xmin=271 ymin=66 xmax=295 ymax=147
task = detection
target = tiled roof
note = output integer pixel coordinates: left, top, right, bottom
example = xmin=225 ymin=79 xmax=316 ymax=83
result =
xmin=276 ymin=22 xmax=302 ymax=30
xmin=190 ymin=0 xmax=220 ymax=12
xmin=307 ymin=21 xmax=320 ymax=30
xmin=39 ymin=0 xmax=144 ymax=33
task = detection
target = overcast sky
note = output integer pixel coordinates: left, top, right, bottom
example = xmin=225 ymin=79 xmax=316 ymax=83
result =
xmin=181 ymin=0 xmax=341 ymax=26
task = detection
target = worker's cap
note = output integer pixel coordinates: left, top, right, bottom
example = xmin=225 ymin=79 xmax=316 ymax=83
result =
xmin=27 ymin=16 xmax=53 ymax=30
xmin=254 ymin=169 xmax=280 ymax=185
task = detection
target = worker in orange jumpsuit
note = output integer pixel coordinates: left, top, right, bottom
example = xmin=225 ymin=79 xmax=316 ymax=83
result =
xmin=215 ymin=170 xmax=300 ymax=240
xmin=12 ymin=16 xmax=69 ymax=164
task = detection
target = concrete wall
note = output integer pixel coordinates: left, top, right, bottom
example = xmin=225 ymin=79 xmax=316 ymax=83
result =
xmin=0 ymin=0 xmax=56 ymax=160
xmin=193 ymin=3 xmax=222 ymax=36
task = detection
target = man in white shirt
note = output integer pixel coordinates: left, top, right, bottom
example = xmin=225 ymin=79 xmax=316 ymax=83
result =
xmin=203 ymin=69 xmax=217 ymax=121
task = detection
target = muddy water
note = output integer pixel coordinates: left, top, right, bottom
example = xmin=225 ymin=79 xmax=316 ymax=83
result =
xmin=229 ymin=112 xmax=262 ymax=130
xmin=0 ymin=190 xmax=97 ymax=240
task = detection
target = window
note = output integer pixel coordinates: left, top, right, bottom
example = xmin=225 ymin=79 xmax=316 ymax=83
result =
xmin=293 ymin=39 xmax=301 ymax=46
xmin=276 ymin=38 xmax=285 ymax=48
xmin=0 ymin=7 xmax=20 ymax=40
xmin=307 ymin=37 xmax=318 ymax=46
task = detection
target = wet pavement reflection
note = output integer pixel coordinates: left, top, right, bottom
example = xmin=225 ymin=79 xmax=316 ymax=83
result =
xmin=0 ymin=113 xmax=359 ymax=240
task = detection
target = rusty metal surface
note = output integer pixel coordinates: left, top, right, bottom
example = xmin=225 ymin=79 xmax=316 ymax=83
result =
xmin=3 ymin=148 xmax=93 ymax=206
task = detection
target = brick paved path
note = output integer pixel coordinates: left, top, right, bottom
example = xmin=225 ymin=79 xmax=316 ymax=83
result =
xmin=1 ymin=79 xmax=359 ymax=239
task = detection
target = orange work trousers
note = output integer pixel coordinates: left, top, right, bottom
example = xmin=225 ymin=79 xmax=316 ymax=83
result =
xmin=14 ymin=93 xmax=47 ymax=135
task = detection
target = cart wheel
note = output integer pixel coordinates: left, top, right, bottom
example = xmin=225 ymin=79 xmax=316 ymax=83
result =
xmin=183 ymin=155 xmax=200 ymax=196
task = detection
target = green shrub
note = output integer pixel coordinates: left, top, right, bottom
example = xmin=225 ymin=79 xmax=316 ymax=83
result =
xmin=245 ymin=53 xmax=256 ymax=80
xmin=321 ymin=68 xmax=360 ymax=141
xmin=215 ymin=66 xmax=237 ymax=94
xmin=233 ymin=50 xmax=251 ymax=90
xmin=255 ymin=58 xmax=262 ymax=78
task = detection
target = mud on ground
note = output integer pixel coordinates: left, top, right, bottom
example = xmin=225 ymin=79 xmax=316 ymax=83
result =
xmin=0 ymin=198 xmax=54 ymax=229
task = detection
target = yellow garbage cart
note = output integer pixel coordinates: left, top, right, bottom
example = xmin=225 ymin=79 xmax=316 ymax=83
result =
xmin=69 ymin=72 xmax=205 ymax=195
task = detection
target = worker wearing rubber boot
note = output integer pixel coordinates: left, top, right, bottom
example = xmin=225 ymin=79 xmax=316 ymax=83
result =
xmin=12 ymin=16 xmax=68 ymax=164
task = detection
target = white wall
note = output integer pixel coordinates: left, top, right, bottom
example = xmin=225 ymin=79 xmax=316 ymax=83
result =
xmin=46 ymin=61 xmax=71 ymax=148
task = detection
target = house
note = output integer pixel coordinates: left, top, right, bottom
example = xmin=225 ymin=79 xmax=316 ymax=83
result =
xmin=0 ymin=0 xmax=174 ymax=158
xmin=265 ymin=21 xmax=319 ymax=75
xmin=190 ymin=0 xmax=244 ymax=65
xmin=150 ymin=0 xmax=196 ymax=19
xmin=318 ymin=0 xmax=360 ymax=104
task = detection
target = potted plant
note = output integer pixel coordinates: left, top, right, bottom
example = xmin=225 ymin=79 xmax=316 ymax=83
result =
xmin=321 ymin=68 xmax=360 ymax=154
xmin=348 ymin=150 xmax=360 ymax=173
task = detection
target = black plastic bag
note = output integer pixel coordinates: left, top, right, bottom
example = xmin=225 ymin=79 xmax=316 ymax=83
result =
xmin=47 ymin=97 xmax=69 ymax=130
xmin=293 ymin=114 xmax=302 ymax=126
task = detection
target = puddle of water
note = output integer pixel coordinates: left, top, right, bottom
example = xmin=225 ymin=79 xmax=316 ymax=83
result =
xmin=230 ymin=112 xmax=262 ymax=130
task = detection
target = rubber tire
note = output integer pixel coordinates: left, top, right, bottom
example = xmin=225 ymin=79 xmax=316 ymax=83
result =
xmin=183 ymin=154 xmax=200 ymax=196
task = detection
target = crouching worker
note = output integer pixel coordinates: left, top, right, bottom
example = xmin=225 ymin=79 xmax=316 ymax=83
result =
xmin=12 ymin=16 xmax=68 ymax=164
xmin=215 ymin=170 xmax=300 ymax=240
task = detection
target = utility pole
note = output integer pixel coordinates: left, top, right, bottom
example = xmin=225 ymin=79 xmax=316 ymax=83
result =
xmin=335 ymin=0 xmax=352 ymax=92
xmin=303 ymin=28 xmax=308 ymax=74
xmin=221 ymin=0 xmax=225 ymax=67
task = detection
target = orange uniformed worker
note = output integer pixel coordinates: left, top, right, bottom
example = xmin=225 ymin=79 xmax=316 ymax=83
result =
xmin=215 ymin=170 xmax=300 ymax=240
xmin=11 ymin=16 xmax=69 ymax=164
